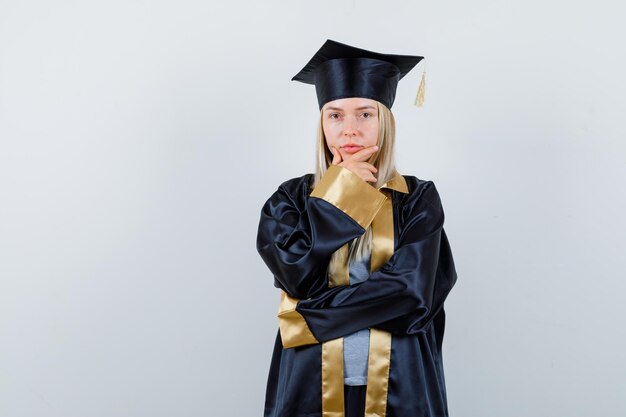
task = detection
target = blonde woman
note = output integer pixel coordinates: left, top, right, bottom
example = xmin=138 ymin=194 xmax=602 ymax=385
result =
xmin=256 ymin=39 xmax=458 ymax=417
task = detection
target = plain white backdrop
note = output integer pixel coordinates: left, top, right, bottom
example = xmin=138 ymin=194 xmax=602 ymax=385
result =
xmin=1 ymin=1 xmax=625 ymax=416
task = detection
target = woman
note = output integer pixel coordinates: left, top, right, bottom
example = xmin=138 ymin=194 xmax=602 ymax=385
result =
xmin=256 ymin=39 xmax=458 ymax=417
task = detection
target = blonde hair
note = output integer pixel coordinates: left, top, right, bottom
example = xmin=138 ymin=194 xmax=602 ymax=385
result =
xmin=312 ymin=100 xmax=399 ymax=270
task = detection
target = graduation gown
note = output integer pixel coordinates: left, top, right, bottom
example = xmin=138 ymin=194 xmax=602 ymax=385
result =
xmin=256 ymin=165 xmax=458 ymax=417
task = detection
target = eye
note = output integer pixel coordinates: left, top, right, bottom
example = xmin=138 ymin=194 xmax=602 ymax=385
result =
xmin=329 ymin=113 xmax=340 ymax=119
xmin=362 ymin=112 xmax=373 ymax=118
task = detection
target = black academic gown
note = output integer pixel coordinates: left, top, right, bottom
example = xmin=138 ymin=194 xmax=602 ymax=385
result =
xmin=256 ymin=165 xmax=458 ymax=417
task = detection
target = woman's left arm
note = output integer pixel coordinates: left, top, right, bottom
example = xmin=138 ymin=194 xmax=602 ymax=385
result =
xmin=278 ymin=181 xmax=458 ymax=348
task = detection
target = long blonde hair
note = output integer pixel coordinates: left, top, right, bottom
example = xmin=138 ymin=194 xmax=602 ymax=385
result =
xmin=311 ymin=100 xmax=399 ymax=269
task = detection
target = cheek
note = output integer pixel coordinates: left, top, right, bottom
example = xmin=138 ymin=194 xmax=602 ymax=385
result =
xmin=323 ymin=121 xmax=339 ymax=134
xmin=365 ymin=121 xmax=379 ymax=145
xmin=322 ymin=126 xmax=336 ymax=149
xmin=322 ymin=123 xmax=340 ymax=142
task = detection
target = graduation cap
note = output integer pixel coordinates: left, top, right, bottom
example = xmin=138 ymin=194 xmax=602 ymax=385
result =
xmin=291 ymin=39 xmax=426 ymax=110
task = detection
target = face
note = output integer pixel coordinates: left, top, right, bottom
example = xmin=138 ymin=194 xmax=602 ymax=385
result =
xmin=321 ymin=97 xmax=379 ymax=157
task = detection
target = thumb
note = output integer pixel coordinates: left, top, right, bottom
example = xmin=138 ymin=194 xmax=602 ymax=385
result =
xmin=330 ymin=146 xmax=342 ymax=165
xmin=337 ymin=146 xmax=351 ymax=163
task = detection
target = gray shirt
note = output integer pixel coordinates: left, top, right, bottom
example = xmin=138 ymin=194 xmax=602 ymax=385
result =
xmin=343 ymin=250 xmax=371 ymax=386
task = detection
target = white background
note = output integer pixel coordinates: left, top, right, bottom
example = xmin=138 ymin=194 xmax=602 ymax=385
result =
xmin=1 ymin=1 xmax=625 ymax=416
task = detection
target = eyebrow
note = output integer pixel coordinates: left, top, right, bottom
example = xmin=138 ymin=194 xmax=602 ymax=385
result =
xmin=324 ymin=105 xmax=377 ymax=112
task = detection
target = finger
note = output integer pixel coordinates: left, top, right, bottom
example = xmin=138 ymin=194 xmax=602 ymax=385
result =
xmin=353 ymin=161 xmax=378 ymax=173
xmin=364 ymin=160 xmax=377 ymax=173
xmin=362 ymin=170 xmax=377 ymax=183
xmin=350 ymin=145 xmax=379 ymax=162
xmin=348 ymin=165 xmax=377 ymax=183
xmin=337 ymin=146 xmax=350 ymax=162
xmin=330 ymin=146 xmax=342 ymax=165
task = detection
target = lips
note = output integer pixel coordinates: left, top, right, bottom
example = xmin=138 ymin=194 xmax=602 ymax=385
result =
xmin=342 ymin=145 xmax=363 ymax=154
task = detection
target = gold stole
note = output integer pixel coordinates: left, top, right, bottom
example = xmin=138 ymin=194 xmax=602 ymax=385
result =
xmin=322 ymin=188 xmax=395 ymax=417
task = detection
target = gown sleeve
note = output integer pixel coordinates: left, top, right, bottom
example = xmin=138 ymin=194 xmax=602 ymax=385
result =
xmin=256 ymin=165 xmax=388 ymax=300
xmin=277 ymin=180 xmax=458 ymax=348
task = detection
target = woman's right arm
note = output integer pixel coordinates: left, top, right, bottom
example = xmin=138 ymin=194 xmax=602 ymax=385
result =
xmin=275 ymin=181 xmax=458 ymax=349
xmin=256 ymin=165 xmax=388 ymax=299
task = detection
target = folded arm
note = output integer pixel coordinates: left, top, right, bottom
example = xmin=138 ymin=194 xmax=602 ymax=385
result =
xmin=277 ymin=181 xmax=458 ymax=348
xmin=256 ymin=165 xmax=388 ymax=300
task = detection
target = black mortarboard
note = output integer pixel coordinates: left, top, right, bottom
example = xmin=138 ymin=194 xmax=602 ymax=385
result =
xmin=291 ymin=39 xmax=425 ymax=110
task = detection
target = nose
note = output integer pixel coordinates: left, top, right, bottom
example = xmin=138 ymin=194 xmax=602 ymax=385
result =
xmin=343 ymin=115 xmax=357 ymax=137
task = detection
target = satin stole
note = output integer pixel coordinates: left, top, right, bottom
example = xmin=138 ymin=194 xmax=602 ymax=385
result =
xmin=322 ymin=188 xmax=394 ymax=417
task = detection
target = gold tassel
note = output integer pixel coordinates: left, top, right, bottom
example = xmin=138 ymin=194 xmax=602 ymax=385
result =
xmin=414 ymin=67 xmax=426 ymax=107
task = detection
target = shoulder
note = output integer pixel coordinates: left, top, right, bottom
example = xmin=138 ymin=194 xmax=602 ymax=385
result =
xmin=400 ymin=174 xmax=441 ymax=208
xmin=263 ymin=173 xmax=314 ymax=211
xmin=396 ymin=175 xmax=446 ymax=239
xmin=277 ymin=172 xmax=314 ymax=194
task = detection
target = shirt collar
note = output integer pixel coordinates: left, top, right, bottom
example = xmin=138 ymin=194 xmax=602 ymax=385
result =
xmin=379 ymin=171 xmax=409 ymax=194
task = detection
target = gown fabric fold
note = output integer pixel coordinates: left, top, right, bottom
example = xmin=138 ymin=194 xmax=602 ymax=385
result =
xmin=257 ymin=167 xmax=457 ymax=417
